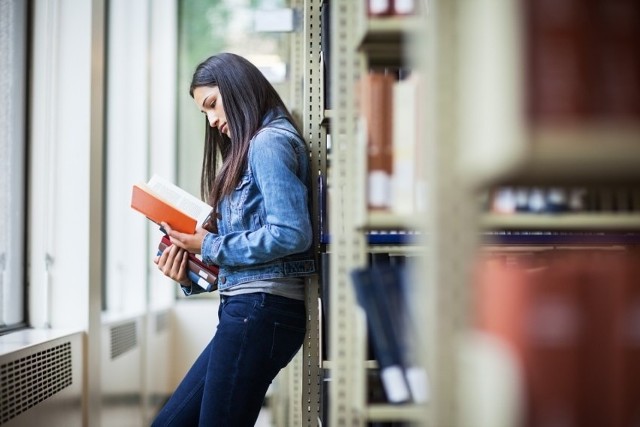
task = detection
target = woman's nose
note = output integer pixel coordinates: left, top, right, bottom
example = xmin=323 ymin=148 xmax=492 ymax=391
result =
xmin=206 ymin=111 xmax=218 ymax=128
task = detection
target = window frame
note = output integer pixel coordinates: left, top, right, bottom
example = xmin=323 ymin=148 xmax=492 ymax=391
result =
xmin=0 ymin=0 xmax=30 ymax=334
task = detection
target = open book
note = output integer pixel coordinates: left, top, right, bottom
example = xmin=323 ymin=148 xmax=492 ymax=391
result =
xmin=131 ymin=174 xmax=213 ymax=234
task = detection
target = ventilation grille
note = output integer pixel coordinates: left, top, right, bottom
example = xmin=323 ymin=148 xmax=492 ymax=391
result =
xmin=110 ymin=321 xmax=138 ymax=359
xmin=0 ymin=341 xmax=73 ymax=424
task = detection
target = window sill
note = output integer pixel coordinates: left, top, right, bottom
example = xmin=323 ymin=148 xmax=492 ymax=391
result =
xmin=0 ymin=328 xmax=84 ymax=358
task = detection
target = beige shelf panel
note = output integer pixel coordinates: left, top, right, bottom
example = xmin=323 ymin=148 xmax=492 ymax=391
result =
xmin=492 ymin=124 xmax=640 ymax=186
xmin=481 ymin=213 xmax=640 ymax=231
xmin=366 ymin=403 xmax=426 ymax=421
xmin=322 ymin=360 xmax=378 ymax=370
xmin=364 ymin=211 xmax=424 ymax=229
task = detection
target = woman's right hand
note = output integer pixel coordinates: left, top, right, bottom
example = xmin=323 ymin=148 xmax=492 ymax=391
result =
xmin=154 ymin=243 xmax=190 ymax=286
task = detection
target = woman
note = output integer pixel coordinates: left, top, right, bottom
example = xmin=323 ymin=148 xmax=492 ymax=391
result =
xmin=152 ymin=52 xmax=316 ymax=426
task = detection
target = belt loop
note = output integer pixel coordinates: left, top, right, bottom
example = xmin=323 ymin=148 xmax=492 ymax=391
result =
xmin=260 ymin=292 xmax=267 ymax=307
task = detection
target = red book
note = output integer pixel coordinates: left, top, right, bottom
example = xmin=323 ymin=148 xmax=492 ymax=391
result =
xmin=577 ymin=251 xmax=625 ymax=427
xmin=158 ymin=235 xmax=219 ymax=291
xmin=621 ymin=250 xmax=640 ymax=427
xmin=525 ymin=0 xmax=591 ymax=123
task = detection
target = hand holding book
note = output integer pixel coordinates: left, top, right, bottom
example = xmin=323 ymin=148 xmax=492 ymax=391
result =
xmin=156 ymin=234 xmax=218 ymax=292
xmin=132 ymin=175 xmax=219 ymax=292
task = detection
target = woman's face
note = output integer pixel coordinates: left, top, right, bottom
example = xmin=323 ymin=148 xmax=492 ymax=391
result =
xmin=193 ymin=85 xmax=230 ymax=137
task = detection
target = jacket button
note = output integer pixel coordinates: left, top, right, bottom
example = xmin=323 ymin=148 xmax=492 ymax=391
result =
xmin=220 ymin=276 xmax=226 ymax=284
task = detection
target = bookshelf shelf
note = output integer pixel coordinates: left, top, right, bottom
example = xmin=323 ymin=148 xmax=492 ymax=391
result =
xmin=483 ymin=125 xmax=640 ymax=186
xmin=366 ymin=403 xmax=426 ymax=421
xmin=322 ymin=360 xmax=378 ymax=370
xmin=527 ymin=126 xmax=640 ymax=182
xmin=481 ymin=213 xmax=640 ymax=231
xmin=364 ymin=211 xmax=423 ymax=230
xmin=366 ymin=244 xmax=424 ymax=254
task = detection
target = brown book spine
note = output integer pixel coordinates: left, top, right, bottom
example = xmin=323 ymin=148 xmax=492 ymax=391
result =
xmin=577 ymin=251 xmax=624 ymax=427
xmin=522 ymin=252 xmax=583 ymax=427
xmin=525 ymin=0 xmax=591 ymax=123
xmin=361 ymin=71 xmax=395 ymax=210
xmin=621 ymin=249 xmax=640 ymax=427
xmin=592 ymin=0 xmax=640 ymax=119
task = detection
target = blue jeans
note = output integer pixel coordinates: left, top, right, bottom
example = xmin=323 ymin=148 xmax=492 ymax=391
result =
xmin=151 ymin=293 xmax=307 ymax=427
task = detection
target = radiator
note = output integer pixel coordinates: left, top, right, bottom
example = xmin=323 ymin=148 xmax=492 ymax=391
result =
xmin=0 ymin=331 xmax=83 ymax=427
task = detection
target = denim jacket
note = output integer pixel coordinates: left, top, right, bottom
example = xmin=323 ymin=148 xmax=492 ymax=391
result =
xmin=190 ymin=109 xmax=316 ymax=294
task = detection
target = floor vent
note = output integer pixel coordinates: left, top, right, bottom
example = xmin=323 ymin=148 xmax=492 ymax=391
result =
xmin=155 ymin=310 xmax=169 ymax=334
xmin=110 ymin=321 xmax=137 ymax=359
xmin=0 ymin=341 xmax=73 ymax=424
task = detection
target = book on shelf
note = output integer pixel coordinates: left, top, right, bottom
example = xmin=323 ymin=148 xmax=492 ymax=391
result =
xmin=370 ymin=254 xmax=429 ymax=403
xmin=367 ymin=0 xmax=393 ymax=16
xmin=392 ymin=72 xmax=419 ymax=215
xmin=486 ymin=186 xmax=640 ymax=215
xmin=526 ymin=0 xmax=640 ymax=123
xmin=392 ymin=0 xmax=417 ymax=15
xmin=318 ymin=174 xmax=330 ymax=244
xmin=130 ymin=174 xmax=213 ymax=234
xmin=360 ymin=71 xmax=395 ymax=211
xmin=351 ymin=263 xmax=412 ymax=404
xmin=472 ymin=249 xmax=640 ymax=427
xmin=157 ymin=235 xmax=218 ymax=291
xmin=367 ymin=0 xmax=417 ymax=16
xmin=321 ymin=0 xmax=332 ymax=110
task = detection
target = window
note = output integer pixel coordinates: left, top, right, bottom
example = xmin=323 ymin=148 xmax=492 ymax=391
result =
xmin=0 ymin=0 xmax=28 ymax=332
xmin=177 ymin=0 xmax=291 ymax=196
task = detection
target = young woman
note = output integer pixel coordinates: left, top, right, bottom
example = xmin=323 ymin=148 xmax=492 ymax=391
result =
xmin=152 ymin=52 xmax=316 ymax=426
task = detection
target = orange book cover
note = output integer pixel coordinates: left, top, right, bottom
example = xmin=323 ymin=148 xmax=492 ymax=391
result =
xmin=130 ymin=175 xmax=212 ymax=234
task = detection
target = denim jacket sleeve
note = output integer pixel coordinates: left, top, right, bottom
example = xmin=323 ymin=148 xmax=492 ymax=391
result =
xmin=200 ymin=126 xmax=313 ymax=267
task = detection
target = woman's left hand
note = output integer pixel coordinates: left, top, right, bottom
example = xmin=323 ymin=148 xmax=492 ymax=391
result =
xmin=154 ymin=243 xmax=190 ymax=286
xmin=161 ymin=222 xmax=208 ymax=254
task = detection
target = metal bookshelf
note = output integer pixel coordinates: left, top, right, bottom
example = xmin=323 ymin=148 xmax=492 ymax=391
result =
xmin=453 ymin=0 xmax=640 ymax=425
xmin=271 ymin=1 xmax=325 ymax=426
xmin=324 ymin=0 xmax=640 ymax=426
xmin=300 ymin=0 xmax=325 ymax=426
xmin=327 ymin=1 xmax=441 ymax=426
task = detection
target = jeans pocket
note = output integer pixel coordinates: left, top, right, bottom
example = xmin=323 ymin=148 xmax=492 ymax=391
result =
xmin=270 ymin=321 xmax=306 ymax=367
xmin=222 ymin=298 xmax=256 ymax=324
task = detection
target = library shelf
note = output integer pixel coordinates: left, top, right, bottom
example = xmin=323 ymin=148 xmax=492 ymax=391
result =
xmin=484 ymin=125 xmax=640 ymax=186
xmin=366 ymin=403 xmax=426 ymax=422
xmin=481 ymin=213 xmax=640 ymax=231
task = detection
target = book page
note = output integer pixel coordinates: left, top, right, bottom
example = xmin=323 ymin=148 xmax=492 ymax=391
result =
xmin=147 ymin=175 xmax=212 ymax=227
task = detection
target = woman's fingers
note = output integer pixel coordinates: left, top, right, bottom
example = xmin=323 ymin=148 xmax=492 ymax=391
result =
xmin=158 ymin=245 xmax=183 ymax=280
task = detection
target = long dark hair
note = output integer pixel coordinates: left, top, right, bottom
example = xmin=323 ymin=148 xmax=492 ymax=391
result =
xmin=189 ymin=52 xmax=300 ymax=219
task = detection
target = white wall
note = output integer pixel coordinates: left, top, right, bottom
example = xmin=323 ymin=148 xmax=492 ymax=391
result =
xmin=171 ymin=299 xmax=220 ymax=387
